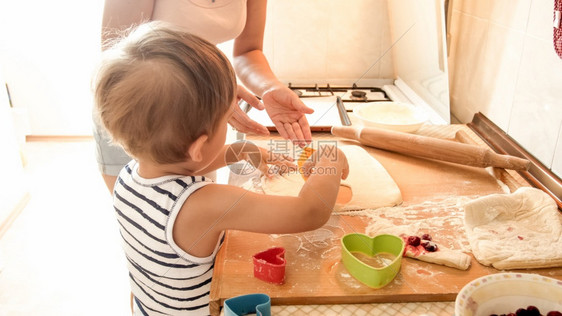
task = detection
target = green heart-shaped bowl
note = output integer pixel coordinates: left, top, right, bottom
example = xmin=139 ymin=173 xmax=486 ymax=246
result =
xmin=341 ymin=233 xmax=404 ymax=288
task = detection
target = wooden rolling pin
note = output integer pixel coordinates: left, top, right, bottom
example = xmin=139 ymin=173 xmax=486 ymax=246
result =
xmin=331 ymin=126 xmax=531 ymax=171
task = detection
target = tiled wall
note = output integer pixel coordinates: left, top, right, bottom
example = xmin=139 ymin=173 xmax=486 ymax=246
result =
xmin=263 ymin=0 xmax=394 ymax=82
xmin=448 ymin=0 xmax=562 ymax=176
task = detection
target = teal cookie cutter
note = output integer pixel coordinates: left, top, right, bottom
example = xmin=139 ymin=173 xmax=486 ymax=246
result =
xmin=224 ymin=293 xmax=271 ymax=316
xmin=341 ymin=233 xmax=404 ymax=288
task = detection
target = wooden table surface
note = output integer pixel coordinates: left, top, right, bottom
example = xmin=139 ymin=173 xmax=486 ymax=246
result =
xmin=209 ymin=125 xmax=562 ymax=316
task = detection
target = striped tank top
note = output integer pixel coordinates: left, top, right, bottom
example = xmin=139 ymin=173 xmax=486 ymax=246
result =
xmin=114 ymin=161 xmax=223 ymax=315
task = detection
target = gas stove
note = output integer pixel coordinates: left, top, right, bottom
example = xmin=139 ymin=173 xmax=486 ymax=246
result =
xmin=242 ymin=79 xmax=446 ymax=133
xmin=284 ymin=79 xmax=447 ymax=125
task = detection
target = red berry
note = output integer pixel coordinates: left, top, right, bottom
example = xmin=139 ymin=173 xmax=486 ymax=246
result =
xmin=515 ymin=308 xmax=528 ymax=316
xmin=526 ymin=306 xmax=541 ymax=316
xmin=547 ymin=312 xmax=562 ymax=316
xmin=423 ymin=241 xmax=438 ymax=252
xmin=421 ymin=233 xmax=432 ymax=241
xmin=407 ymin=236 xmax=421 ymax=246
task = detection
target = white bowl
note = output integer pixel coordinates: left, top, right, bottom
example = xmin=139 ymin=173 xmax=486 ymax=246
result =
xmin=353 ymin=102 xmax=428 ymax=133
xmin=455 ymin=273 xmax=562 ymax=316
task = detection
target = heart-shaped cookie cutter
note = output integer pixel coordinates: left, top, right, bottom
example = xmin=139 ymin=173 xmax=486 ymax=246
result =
xmin=224 ymin=293 xmax=271 ymax=316
xmin=341 ymin=233 xmax=404 ymax=288
xmin=252 ymin=247 xmax=286 ymax=284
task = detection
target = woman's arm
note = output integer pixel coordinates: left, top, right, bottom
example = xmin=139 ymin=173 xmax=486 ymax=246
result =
xmin=233 ymin=0 xmax=313 ymax=146
xmin=232 ymin=0 xmax=273 ymax=95
xmin=101 ymin=0 xmax=155 ymax=44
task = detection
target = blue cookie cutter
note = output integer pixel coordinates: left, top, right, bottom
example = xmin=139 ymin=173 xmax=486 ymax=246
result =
xmin=224 ymin=293 xmax=271 ymax=316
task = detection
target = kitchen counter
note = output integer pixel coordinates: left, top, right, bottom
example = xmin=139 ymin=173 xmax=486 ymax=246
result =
xmin=210 ymin=124 xmax=561 ymax=316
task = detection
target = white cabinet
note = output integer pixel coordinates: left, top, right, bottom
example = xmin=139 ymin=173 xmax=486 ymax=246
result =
xmin=0 ymin=73 xmax=28 ymax=233
xmin=0 ymin=0 xmax=103 ymax=136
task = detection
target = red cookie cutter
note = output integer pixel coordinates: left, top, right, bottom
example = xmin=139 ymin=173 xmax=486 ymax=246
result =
xmin=252 ymin=247 xmax=286 ymax=284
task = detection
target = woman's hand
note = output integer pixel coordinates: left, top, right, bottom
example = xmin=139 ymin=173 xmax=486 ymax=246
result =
xmin=228 ymin=85 xmax=270 ymax=136
xmin=262 ymin=86 xmax=314 ymax=147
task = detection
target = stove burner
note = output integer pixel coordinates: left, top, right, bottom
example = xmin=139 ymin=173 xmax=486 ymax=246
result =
xmin=350 ymin=90 xmax=368 ymax=101
xmin=351 ymin=90 xmax=367 ymax=98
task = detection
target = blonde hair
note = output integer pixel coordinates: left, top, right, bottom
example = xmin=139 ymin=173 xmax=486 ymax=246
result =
xmin=94 ymin=21 xmax=236 ymax=164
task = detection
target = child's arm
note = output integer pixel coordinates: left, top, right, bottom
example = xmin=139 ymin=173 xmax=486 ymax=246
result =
xmin=195 ymin=142 xmax=294 ymax=176
xmin=173 ymin=145 xmax=348 ymax=257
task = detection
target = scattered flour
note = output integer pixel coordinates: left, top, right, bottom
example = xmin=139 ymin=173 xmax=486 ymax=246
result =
xmin=342 ymin=195 xmax=479 ymax=252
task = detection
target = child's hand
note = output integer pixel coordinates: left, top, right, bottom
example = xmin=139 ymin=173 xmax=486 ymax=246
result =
xmin=301 ymin=146 xmax=349 ymax=180
xmin=229 ymin=142 xmax=296 ymax=177
xmin=254 ymin=147 xmax=297 ymax=177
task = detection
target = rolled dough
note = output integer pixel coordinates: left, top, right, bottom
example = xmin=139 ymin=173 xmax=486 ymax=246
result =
xmin=403 ymin=241 xmax=471 ymax=270
xmin=367 ymin=218 xmax=471 ymax=270
xmin=464 ymin=187 xmax=562 ymax=270
xmin=246 ymin=145 xmax=402 ymax=211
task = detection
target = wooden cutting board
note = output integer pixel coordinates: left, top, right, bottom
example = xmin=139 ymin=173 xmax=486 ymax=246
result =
xmin=209 ymin=125 xmax=562 ymax=315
